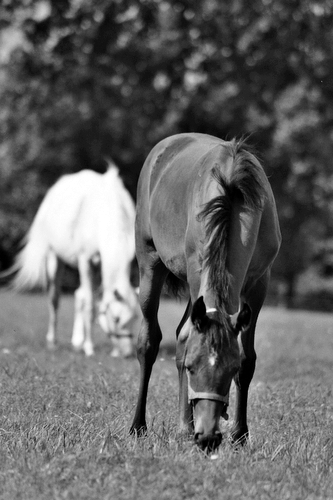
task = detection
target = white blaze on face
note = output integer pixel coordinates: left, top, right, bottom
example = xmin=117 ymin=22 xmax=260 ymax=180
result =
xmin=208 ymin=350 xmax=218 ymax=367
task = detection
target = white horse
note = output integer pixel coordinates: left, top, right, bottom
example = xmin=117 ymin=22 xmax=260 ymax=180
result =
xmin=11 ymin=164 xmax=139 ymax=357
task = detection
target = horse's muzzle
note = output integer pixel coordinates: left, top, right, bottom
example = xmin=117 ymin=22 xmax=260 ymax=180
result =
xmin=194 ymin=430 xmax=222 ymax=452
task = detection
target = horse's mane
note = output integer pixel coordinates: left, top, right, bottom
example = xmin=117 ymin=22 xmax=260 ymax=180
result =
xmin=199 ymin=138 xmax=266 ymax=318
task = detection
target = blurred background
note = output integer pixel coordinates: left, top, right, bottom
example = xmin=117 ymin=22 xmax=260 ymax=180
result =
xmin=1 ymin=0 xmax=333 ymax=311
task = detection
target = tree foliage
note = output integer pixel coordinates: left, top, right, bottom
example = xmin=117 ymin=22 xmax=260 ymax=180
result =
xmin=1 ymin=0 xmax=333 ymax=303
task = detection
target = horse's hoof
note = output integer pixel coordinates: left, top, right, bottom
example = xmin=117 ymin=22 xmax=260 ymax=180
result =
xmin=110 ymin=348 xmax=120 ymax=358
xmin=129 ymin=423 xmax=147 ymax=437
xmin=84 ymin=348 xmax=94 ymax=357
xmin=230 ymin=427 xmax=249 ymax=447
xmin=82 ymin=342 xmax=94 ymax=357
xmin=46 ymin=340 xmax=56 ymax=351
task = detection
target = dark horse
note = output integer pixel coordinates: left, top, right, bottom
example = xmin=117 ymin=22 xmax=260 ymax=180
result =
xmin=130 ymin=133 xmax=281 ymax=451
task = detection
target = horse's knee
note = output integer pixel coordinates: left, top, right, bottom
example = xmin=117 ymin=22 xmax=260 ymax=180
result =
xmin=176 ymin=337 xmax=187 ymax=373
xmin=136 ymin=321 xmax=161 ymax=361
xmin=48 ymin=279 xmax=60 ymax=308
xmin=76 ymin=288 xmax=95 ymax=317
xmin=74 ymin=288 xmax=86 ymax=310
xmin=176 ymin=321 xmax=190 ymax=372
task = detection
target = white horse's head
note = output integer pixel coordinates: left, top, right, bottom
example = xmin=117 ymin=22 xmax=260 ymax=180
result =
xmin=98 ymin=287 xmax=139 ymax=357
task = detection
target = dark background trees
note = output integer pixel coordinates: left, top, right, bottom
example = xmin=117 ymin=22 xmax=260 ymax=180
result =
xmin=1 ymin=0 xmax=333 ymax=307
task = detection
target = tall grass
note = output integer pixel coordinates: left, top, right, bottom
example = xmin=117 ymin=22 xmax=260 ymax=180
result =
xmin=0 ymin=290 xmax=332 ymax=499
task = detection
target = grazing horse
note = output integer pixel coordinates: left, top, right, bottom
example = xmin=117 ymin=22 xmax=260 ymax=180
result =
xmin=11 ymin=165 xmax=139 ymax=357
xmin=130 ymin=133 xmax=281 ymax=451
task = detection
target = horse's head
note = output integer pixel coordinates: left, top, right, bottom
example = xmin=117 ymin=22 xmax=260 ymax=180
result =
xmin=98 ymin=287 xmax=139 ymax=357
xmin=185 ymin=296 xmax=251 ymax=452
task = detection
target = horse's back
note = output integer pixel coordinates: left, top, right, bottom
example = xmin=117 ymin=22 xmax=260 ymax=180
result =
xmin=31 ymin=171 xmax=100 ymax=263
xmin=32 ymin=168 xmax=135 ymax=266
xmin=37 ymin=170 xmax=102 ymax=224
xmin=141 ymin=133 xmax=227 ymax=187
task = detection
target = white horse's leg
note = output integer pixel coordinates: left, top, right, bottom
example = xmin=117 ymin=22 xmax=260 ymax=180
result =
xmin=46 ymin=252 xmax=64 ymax=348
xmin=71 ymin=287 xmax=85 ymax=350
xmin=74 ymin=255 xmax=95 ymax=356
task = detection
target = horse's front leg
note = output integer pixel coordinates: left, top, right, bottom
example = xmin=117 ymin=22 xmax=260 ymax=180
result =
xmin=176 ymin=299 xmax=193 ymax=435
xmin=130 ymin=261 xmax=167 ymax=436
xmin=74 ymin=256 xmax=95 ymax=357
xmin=231 ymin=273 xmax=269 ymax=445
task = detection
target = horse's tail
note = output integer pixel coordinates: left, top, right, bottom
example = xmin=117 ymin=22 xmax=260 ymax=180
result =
xmin=199 ymin=138 xmax=266 ymax=310
xmin=10 ymin=219 xmax=50 ymax=292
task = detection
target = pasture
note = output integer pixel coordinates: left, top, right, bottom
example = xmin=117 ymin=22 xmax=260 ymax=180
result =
xmin=0 ymin=288 xmax=332 ymax=499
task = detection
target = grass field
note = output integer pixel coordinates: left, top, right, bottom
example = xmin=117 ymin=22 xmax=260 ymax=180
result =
xmin=0 ymin=288 xmax=332 ymax=499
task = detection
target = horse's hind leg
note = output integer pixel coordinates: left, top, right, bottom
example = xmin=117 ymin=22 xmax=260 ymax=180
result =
xmin=130 ymin=256 xmax=168 ymax=436
xmin=71 ymin=255 xmax=95 ymax=356
xmin=231 ymin=271 xmax=270 ymax=445
xmin=71 ymin=287 xmax=86 ymax=351
xmin=46 ymin=252 xmax=64 ymax=348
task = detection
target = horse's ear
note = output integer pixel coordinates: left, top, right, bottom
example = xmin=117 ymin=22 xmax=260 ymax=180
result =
xmin=191 ymin=296 xmax=207 ymax=331
xmin=235 ymin=303 xmax=251 ymax=335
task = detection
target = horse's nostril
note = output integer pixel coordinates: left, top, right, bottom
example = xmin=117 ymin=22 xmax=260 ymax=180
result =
xmin=194 ymin=432 xmax=202 ymax=443
xmin=194 ymin=431 xmax=222 ymax=451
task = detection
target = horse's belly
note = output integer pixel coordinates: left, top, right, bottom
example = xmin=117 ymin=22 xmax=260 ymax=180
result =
xmin=156 ymin=242 xmax=187 ymax=280
xmin=46 ymin=218 xmax=99 ymax=267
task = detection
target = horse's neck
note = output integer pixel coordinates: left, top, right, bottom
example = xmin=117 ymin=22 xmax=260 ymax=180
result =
xmin=101 ymin=267 xmax=136 ymax=308
xmin=101 ymin=257 xmax=131 ymax=289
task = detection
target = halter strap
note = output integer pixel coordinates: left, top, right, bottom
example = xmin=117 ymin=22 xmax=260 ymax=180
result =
xmin=205 ymin=307 xmax=237 ymax=320
xmin=188 ymin=383 xmax=229 ymax=405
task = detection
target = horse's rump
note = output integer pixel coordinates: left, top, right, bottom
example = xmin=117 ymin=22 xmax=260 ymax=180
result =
xmin=137 ymin=133 xmax=272 ymax=310
xmin=12 ymin=166 xmax=136 ymax=291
